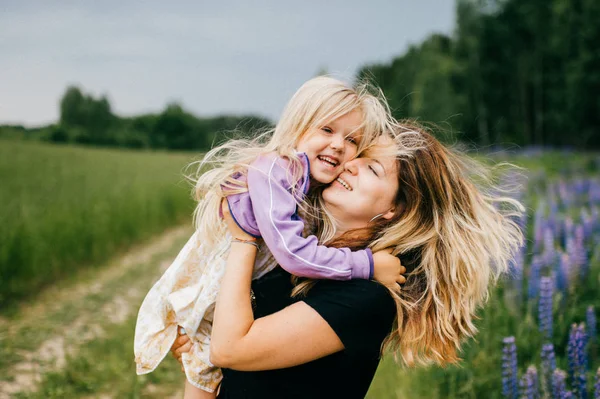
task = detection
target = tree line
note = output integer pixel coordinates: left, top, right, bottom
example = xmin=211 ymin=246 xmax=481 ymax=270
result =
xmin=1 ymin=86 xmax=271 ymax=151
xmin=359 ymin=0 xmax=599 ymax=148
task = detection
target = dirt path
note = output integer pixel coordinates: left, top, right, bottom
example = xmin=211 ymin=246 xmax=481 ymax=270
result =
xmin=0 ymin=225 xmax=191 ymax=398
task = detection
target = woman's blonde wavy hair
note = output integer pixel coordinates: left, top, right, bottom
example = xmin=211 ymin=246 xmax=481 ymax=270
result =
xmin=294 ymin=120 xmax=524 ymax=367
xmin=186 ymin=76 xmax=395 ymax=248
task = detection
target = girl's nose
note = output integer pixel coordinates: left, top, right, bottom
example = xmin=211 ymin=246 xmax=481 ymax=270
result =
xmin=330 ymin=133 xmax=344 ymax=150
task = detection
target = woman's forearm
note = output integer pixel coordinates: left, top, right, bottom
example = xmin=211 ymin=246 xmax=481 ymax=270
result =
xmin=210 ymin=241 xmax=257 ymax=365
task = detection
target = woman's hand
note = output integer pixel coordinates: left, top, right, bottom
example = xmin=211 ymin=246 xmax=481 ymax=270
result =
xmin=373 ymin=248 xmax=406 ymax=291
xmin=221 ymin=198 xmax=256 ymax=241
xmin=170 ymin=327 xmax=192 ymax=371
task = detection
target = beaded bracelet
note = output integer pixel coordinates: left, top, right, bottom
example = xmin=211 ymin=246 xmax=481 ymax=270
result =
xmin=232 ymin=238 xmax=259 ymax=249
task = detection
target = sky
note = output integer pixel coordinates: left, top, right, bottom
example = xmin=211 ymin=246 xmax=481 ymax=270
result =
xmin=0 ymin=1 xmax=455 ymax=126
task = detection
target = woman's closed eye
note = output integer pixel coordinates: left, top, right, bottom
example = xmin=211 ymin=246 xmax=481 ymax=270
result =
xmin=368 ymin=164 xmax=379 ymax=176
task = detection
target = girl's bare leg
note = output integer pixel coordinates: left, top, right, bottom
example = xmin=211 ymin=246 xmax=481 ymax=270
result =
xmin=183 ymin=380 xmax=216 ymax=399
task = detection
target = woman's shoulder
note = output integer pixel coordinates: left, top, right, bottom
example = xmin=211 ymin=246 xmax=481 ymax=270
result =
xmin=304 ymin=279 xmax=396 ymax=322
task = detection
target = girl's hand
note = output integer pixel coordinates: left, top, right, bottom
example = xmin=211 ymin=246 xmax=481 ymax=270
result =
xmin=221 ymin=198 xmax=256 ymax=241
xmin=373 ymin=248 xmax=406 ymax=291
xmin=170 ymin=327 xmax=192 ymax=371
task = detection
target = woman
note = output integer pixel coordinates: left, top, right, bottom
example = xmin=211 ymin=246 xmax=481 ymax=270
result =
xmin=172 ymin=122 xmax=524 ymax=398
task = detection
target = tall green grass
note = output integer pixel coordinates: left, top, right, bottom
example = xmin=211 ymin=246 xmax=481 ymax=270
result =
xmin=0 ymin=140 xmax=198 ymax=307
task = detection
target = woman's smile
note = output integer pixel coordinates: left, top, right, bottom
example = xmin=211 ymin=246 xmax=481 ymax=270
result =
xmin=334 ymin=176 xmax=353 ymax=191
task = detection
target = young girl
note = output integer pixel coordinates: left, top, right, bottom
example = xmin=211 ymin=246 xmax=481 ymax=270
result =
xmin=134 ymin=77 xmax=402 ymax=398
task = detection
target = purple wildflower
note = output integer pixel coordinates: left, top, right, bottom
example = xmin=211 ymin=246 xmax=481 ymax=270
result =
xmin=528 ymin=256 xmax=543 ymax=299
xmin=566 ymin=237 xmax=579 ymax=278
xmin=567 ymin=324 xmax=588 ymax=398
xmin=502 ymin=336 xmax=519 ymax=399
xmin=534 ymin=204 xmax=546 ymax=253
xmin=545 ymin=227 xmax=556 ymax=262
xmin=571 ymin=225 xmax=589 ymax=278
xmin=542 ymin=344 xmax=557 ymax=396
xmin=557 ymin=253 xmax=571 ymax=293
xmin=509 ymin=246 xmax=525 ymax=303
xmin=564 ymin=216 xmax=574 ymax=248
xmin=590 ymin=180 xmax=600 ymax=203
xmin=539 ymin=276 xmax=554 ymax=340
xmin=588 ymin=307 xmax=597 ymax=344
xmin=520 ymin=365 xmax=539 ymax=399
xmin=553 ymin=369 xmax=568 ymax=399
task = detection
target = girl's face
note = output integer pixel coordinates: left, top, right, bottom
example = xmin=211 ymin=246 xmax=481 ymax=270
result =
xmin=296 ymin=109 xmax=363 ymax=184
xmin=322 ymin=135 xmax=400 ymax=231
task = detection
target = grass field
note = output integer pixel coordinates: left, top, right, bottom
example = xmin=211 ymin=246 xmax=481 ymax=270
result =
xmin=0 ymin=140 xmax=198 ymax=308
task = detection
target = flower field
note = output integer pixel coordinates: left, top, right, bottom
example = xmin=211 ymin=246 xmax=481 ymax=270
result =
xmin=368 ymin=151 xmax=600 ymax=399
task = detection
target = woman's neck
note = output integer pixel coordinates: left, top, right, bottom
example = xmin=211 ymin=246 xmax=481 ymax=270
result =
xmin=326 ymin=206 xmax=362 ymax=239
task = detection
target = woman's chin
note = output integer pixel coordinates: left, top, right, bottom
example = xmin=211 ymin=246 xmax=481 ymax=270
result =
xmin=322 ymin=189 xmax=356 ymax=217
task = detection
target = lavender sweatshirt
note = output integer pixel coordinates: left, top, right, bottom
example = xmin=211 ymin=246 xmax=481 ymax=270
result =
xmin=225 ymin=152 xmax=374 ymax=280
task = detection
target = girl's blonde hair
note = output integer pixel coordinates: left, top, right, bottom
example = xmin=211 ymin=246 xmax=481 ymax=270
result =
xmin=187 ymin=76 xmax=395 ymax=248
xmin=294 ymin=120 xmax=524 ymax=367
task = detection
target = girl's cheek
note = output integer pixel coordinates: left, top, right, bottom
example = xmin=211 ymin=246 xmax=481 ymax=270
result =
xmin=346 ymin=148 xmax=359 ymax=162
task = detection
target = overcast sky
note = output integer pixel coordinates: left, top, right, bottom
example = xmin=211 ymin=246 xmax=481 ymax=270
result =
xmin=0 ymin=1 xmax=455 ymax=126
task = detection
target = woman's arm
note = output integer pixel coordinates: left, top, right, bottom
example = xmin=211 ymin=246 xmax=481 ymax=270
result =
xmin=209 ymin=199 xmax=344 ymax=371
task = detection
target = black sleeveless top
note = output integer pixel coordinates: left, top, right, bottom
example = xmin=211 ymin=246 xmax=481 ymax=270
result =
xmin=217 ymin=267 xmax=396 ymax=399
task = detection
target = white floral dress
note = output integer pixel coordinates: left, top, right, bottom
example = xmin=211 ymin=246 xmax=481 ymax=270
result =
xmin=134 ymin=229 xmax=275 ymax=392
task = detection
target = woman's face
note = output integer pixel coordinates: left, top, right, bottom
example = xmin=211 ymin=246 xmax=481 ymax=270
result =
xmin=322 ymin=135 xmax=400 ymax=231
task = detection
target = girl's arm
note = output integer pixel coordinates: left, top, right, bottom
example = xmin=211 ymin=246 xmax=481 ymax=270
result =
xmin=209 ymin=199 xmax=345 ymax=371
xmin=245 ymin=154 xmax=399 ymax=282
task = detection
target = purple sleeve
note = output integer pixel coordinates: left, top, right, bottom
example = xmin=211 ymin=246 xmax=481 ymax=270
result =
xmin=247 ymin=155 xmax=374 ymax=281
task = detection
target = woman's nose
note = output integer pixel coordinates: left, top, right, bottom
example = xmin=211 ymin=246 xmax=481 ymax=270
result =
xmin=344 ymin=159 xmax=359 ymax=174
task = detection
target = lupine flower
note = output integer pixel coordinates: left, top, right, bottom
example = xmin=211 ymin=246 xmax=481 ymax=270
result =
xmin=542 ymin=344 xmax=557 ymax=396
xmin=555 ymin=252 xmax=570 ymax=294
xmin=502 ymin=336 xmax=519 ymax=399
xmin=566 ymin=237 xmax=579 ymax=278
xmin=564 ymin=216 xmax=574 ymax=248
xmin=553 ymin=369 xmax=568 ymax=399
xmin=539 ymin=277 xmax=554 ymax=340
xmin=591 ymin=207 xmax=599 ymax=234
xmin=573 ymin=225 xmax=589 ymax=277
xmin=588 ymin=306 xmax=597 ymax=344
xmin=528 ymin=256 xmax=543 ymax=299
xmin=520 ymin=365 xmax=539 ymax=399
xmin=544 ymin=227 xmax=556 ymax=262
xmin=534 ymin=203 xmax=546 ymax=253
xmin=590 ymin=180 xmax=600 ymax=203
xmin=567 ymin=324 xmax=588 ymax=398
xmin=509 ymin=246 xmax=525 ymax=303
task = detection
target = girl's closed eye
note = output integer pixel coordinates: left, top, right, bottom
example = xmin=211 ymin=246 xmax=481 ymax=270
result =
xmin=345 ymin=135 xmax=357 ymax=144
xmin=321 ymin=126 xmax=333 ymax=134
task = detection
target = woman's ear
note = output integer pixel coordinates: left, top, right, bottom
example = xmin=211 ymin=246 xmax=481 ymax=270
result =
xmin=381 ymin=208 xmax=396 ymax=220
xmin=382 ymin=203 xmax=405 ymax=220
